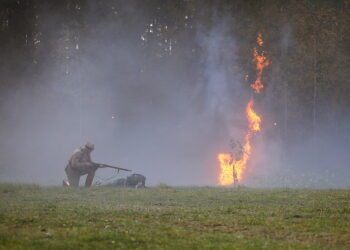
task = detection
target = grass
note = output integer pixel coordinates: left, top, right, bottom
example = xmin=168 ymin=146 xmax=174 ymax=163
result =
xmin=0 ymin=184 xmax=349 ymax=249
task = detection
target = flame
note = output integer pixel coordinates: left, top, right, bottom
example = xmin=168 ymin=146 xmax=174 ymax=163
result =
xmin=218 ymin=32 xmax=268 ymax=186
xmin=218 ymin=153 xmax=234 ymax=186
xmin=257 ymin=32 xmax=264 ymax=46
xmin=241 ymin=99 xmax=261 ymax=165
xmin=250 ymin=33 xmax=269 ymax=94
xmin=246 ymin=99 xmax=261 ymax=132
xmin=235 ymin=99 xmax=261 ymax=181
xmin=218 ymin=100 xmax=261 ymax=185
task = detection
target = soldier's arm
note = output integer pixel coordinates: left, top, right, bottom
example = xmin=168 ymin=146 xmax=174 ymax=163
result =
xmin=71 ymin=151 xmax=95 ymax=171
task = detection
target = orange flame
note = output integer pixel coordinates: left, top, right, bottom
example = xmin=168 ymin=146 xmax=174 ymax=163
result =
xmin=257 ymin=32 xmax=263 ymax=46
xmin=246 ymin=99 xmax=261 ymax=132
xmin=251 ymin=33 xmax=269 ymax=94
xmin=218 ymin=153 xmax=234 ymax=186
xmin=235 ymin=101 xmax=260 ymax=180
xmin=218 ymin=32 xmax=268 ymax=186
xmin=218 ymin=100 xmax=261 ymax=185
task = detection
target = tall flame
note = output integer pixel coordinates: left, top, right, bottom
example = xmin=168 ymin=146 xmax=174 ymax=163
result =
xmin=218 ymin=32 xmax=268 ymax=186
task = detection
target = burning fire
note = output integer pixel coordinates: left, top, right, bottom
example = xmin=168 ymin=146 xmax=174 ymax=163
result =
xmin=218 ymin=32 xmax=269 ymax=186
xmin=218 ymin=100 xmax=261 ymax=185
xmin=218 ymin=153 xmax=234 ymax=186
xmin=256 ymin=32 xmax=264 ymax=46
xmin=246 ymin=99 xmax=261 ymax=132
xmin=251 ymin=32 xmax=270 ymax=94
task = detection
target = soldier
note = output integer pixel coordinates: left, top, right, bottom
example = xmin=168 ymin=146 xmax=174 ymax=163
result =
xmin=63 ymin=142 xmax=100 ymax=187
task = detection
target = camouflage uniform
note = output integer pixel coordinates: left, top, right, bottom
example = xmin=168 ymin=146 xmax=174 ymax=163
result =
xmin=65 ymin=142 xmax=97 ymax=187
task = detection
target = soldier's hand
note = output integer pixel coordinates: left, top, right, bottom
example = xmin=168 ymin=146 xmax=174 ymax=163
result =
xmin=87 ymin=163 xmax=98 ymax=170
xmin=96 ymin=164 xmax=106 ymax=170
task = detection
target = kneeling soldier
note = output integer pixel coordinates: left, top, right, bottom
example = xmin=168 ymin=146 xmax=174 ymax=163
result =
xmin=64 ymin=142 xmax=99 ymax=187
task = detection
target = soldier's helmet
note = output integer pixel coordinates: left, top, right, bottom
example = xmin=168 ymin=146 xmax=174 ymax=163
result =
xmin=85 ymin=141 xmax=95 ymax=150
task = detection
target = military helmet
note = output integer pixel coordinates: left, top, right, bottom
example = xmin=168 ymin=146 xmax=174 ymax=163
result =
xmin=85 ymin=141 xmax=95 ymax=150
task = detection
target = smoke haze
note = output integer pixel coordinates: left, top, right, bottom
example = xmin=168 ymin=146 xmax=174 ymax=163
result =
xmin=0 ymin=0 xmax=349 ymax=188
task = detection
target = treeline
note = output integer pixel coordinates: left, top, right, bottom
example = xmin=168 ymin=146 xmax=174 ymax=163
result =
xmin=0 ymin=0 xmax=349 ymax=146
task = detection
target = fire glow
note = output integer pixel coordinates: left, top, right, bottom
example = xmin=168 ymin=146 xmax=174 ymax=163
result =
xmin=251 ymin=33 xmax=270 ymax=94
xmin=218 ymin=32 xmax=269 ymax=186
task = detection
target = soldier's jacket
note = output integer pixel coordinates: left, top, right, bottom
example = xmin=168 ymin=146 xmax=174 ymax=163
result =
xmin=65 ymin=147 xmax=95 ymax=175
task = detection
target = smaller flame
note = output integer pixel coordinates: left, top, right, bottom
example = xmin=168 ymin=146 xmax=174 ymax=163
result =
xmin=246 ymin=100 xmax=261 ymax=132
xmin=257 ymin=32 xmax=263 ymax=46
xmin=218 ymin=154 xmax=234 ymax=186
xmin=251 ymin=49 xmax=269 ymax=93
xmin=251 ymin=33 xmax=269 ymax=94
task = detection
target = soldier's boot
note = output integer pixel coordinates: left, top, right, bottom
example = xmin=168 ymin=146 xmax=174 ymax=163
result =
xmin=62 ymin=180 xmax=70 ymax=187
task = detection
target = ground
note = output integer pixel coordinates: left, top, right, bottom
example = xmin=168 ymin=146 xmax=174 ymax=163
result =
xmin=0 ymin=184 xmax=349 ymax=249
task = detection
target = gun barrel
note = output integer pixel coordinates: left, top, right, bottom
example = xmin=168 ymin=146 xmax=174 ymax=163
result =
xmin=100 ymin=164 xmax=131 ymax=172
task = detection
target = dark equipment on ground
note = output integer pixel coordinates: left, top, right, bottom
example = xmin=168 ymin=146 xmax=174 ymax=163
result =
xmin=105 ymin=173 xmax=146 ymax=188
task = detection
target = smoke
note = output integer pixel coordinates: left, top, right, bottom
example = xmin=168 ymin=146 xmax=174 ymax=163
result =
xmin=0 ymin=1 xmax=241 ymax=186
xmin=0 ymin=1 xmax=349 ymax=188
xmin=243 ymin=25 xmax=350 ymax=189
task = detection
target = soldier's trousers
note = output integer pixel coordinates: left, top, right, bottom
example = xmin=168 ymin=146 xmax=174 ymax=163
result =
xmin=65 ymin=168 xmax=81 ymax=187
xmin=65 ymin=167 xmax=95 ymax=187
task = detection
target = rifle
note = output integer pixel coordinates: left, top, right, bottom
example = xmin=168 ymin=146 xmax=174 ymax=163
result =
xmin=95 ymin=163 xmax=131 ymax=173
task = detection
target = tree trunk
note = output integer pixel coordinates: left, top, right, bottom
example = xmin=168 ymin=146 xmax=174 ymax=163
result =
xmin=312 ymin=36 xmax=317 ymax=138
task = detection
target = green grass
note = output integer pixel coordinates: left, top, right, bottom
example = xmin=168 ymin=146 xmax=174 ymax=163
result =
xmin=0 ymin=184 xmax=349 ymax=249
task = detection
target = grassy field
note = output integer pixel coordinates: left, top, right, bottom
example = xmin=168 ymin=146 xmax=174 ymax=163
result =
xmin=0 ymin=184 xmax=349 ymax=249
